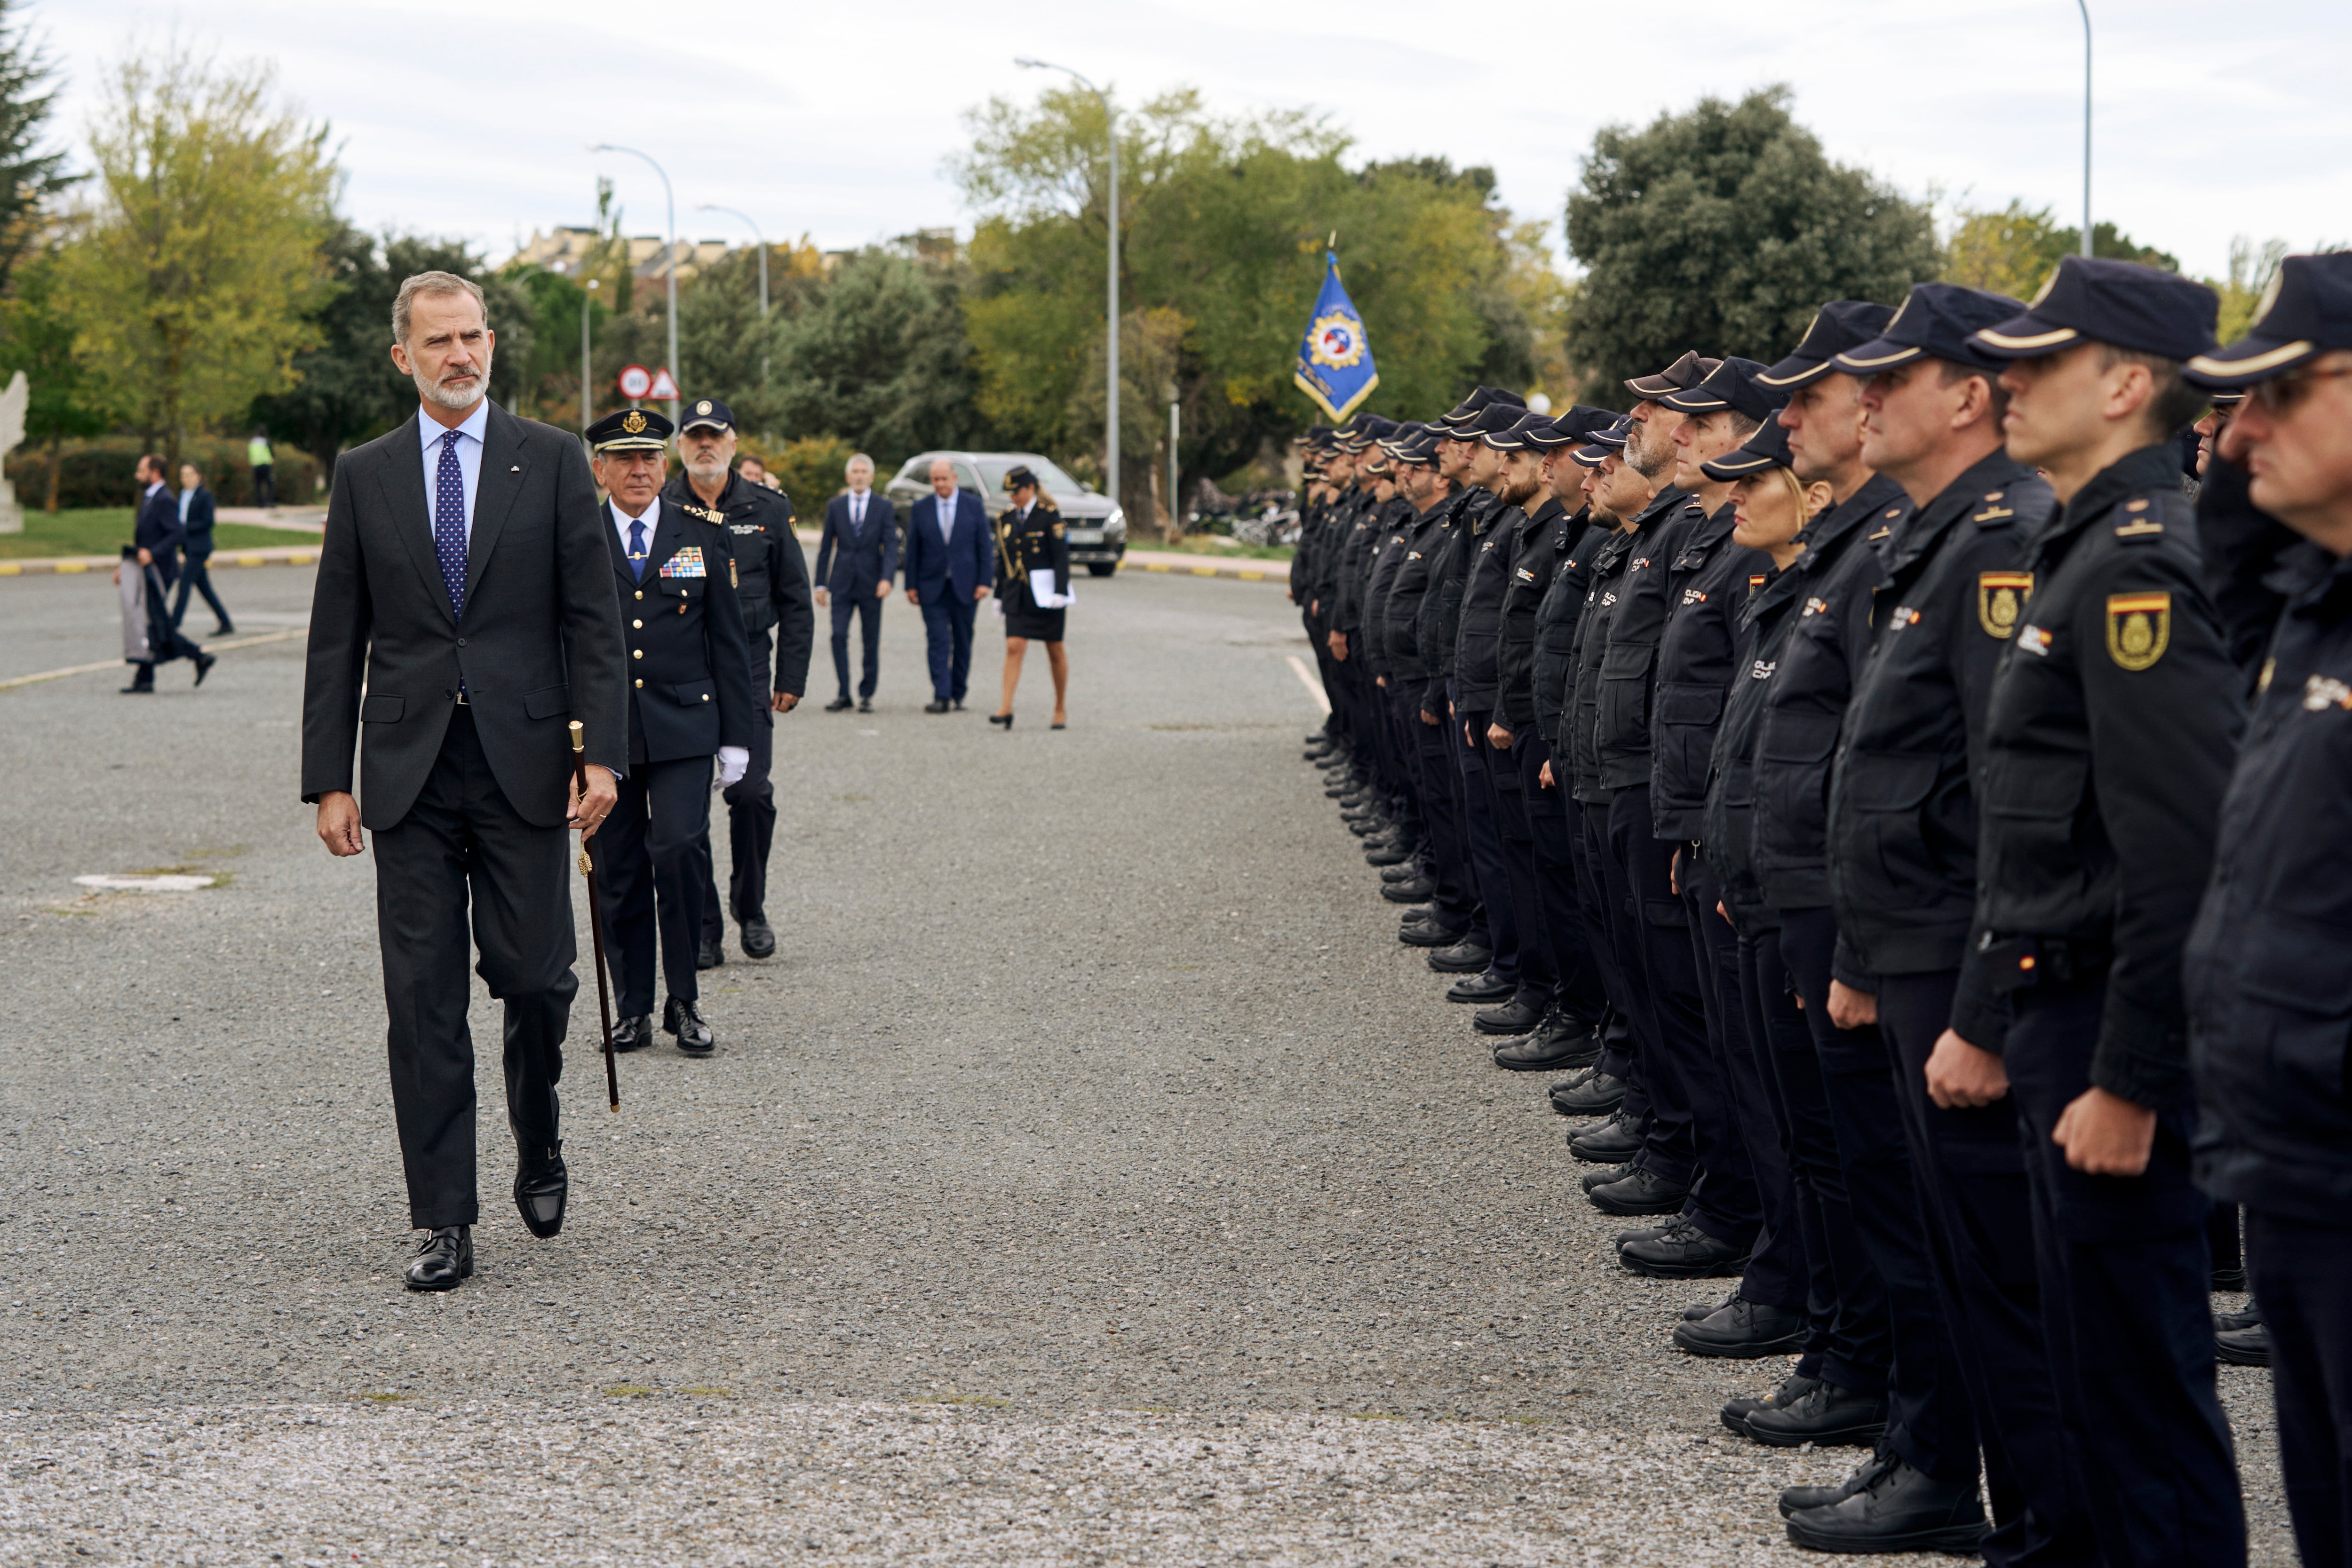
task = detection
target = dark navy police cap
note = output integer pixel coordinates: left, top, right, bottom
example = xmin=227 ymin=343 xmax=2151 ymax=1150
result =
xmin=1662 ymin=356 xmax=1788 ymax=422
xmin=2186 ymin=253 xmax=2352 ymax=388
xmin=1759 ymin=301 xmax=1898 ymax=390
xmin=588 ymin=406 xmax=673 ymax=452
xmin=1481 ymin=411 xmax=1553 ymax=450
xmin=680 ymin=397 xmax=735 ymax=433
xmin=1572 ymin=416 xmax=1634 ymax=467
xmin=1625 ymin=351 xmax=1720 ymax=399
xmin=1971 ymin=255 xmax=2218 ymax=363
xmin=1003 ymin=465 xmax=1040 ymax=490
xmin=1835 ymin=283 xmax=2026 ymax=376
xmin=1700 ymin=415 xmax=1796 ymax=481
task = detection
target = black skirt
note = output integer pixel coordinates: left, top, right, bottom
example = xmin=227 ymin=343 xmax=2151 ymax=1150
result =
xmin=1003 ymin=583 xmax=1066 ymax=642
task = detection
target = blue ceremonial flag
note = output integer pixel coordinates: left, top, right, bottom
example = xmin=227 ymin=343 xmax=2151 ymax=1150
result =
xmin=1293 ymin=252 xmax=1378 ymax=422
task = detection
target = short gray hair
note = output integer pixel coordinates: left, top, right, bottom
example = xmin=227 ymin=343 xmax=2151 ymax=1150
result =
xmin=392 ymin=271 xmax=488 ymax=346
xmin=845 ymin=452 xmax=874 ymax=475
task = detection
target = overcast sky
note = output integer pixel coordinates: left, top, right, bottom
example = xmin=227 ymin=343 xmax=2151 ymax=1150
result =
xmin=34 ymin=0 xmax=2351 ymax=285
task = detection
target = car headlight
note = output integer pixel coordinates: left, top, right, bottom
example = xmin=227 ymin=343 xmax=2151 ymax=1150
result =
xmin=1105 ymin=507 xmax=1126 ymax=533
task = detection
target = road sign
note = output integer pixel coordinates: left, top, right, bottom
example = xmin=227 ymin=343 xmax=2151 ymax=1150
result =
xmin=616 ymin=364 xmax=652 ymax=400
xmin=647 ymin=366 xmax=679 ymax=401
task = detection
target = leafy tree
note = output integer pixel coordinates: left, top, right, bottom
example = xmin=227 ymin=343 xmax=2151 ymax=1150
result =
xmin=0 ymin=244 xmax=111 ymax=508
xmin=2212 ymin=236 xmax=2288 ymax=347
xmin=1944 ymin=198 xmax=2178 ymax=301
xmin=768 ymin=245 xmax=986 ymax=469
xmin=1563 ymin=87 xmax=1938 ymax=403
xmin=0 ymin=0 xmax=75 ymax=297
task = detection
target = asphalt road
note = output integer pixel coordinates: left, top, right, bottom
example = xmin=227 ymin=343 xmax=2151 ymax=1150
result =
xmin=0 ymin=561 xmax=2293 ymax=1565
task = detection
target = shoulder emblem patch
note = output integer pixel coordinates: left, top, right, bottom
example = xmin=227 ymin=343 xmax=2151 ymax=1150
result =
xmin=2106 ymin=592 xmax=2171 ymax=671
xmin=1978 ymin=571 xmax=2033 ymax=638
xmin=2114 ymin=519 xmax=2166 ymax=539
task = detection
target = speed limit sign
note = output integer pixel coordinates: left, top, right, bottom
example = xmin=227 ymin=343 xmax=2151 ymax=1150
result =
xmin=615 ymin=364 xmax=653 ymax=400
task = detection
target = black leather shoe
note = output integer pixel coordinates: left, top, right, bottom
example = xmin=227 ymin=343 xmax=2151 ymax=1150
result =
xmin=740 ymin=919 xmax=776 ymax=959
xmin=1346 ymin=816 xmax=1386 ymax=838
xmin=1404 ymin=924 xmax=1474 ymax=953
xmin=1313 ymin=752 xmax=1348 ymax=770
xmin=514 ymin=1142 xmax=568 ymax=1239
xmin=1494 ymin=1019 xmax=1598 ymax=1071
xmin=405 ymin=1225 xmax=473 ymax=1291
xmin=1382 ymin=876 xmax=1436 ymax=903
xmin=213 ymin=622 xmax=235 ymax=637
xmin=1587 ymin=1165 xmax=1690 ymax=1215
xmin=825 ymin=696 xmax=854 ymax=712
xmin=611 ymin=1014 xmax=654 ymax=1052
xmin=1380 ymin=860 xmax=1421 ymax=882
xmin=1446 ymin=970 xmax=1516 ymax=1004
xmin=2215 ymin=1307 xmax=2271 ymax=1367
xmin=1550 ymin=1069 xmax=1628 ymax=1117
xmin=1746 ymin=1378 xmax=1891 ymax=1448
xmin=664 ymin=995 xmax=715 ymax=1054
xmin=1474 ymin=995 xmax=1546 ymax=1036
xmin=989 ymin=712 xmax=1014 ymax=729
xmin=1323 ymin=780 xmax=1356 ymax=799
xmin=1424 ymin=939 xmax=1494 ymax=971
xmin=1568 ymin=1109 xmax=1644 ymax=1164
xmin=1621 ymin=1215 xmax=1751 ymax=1278
xmin=696 ymin=936 xmax=724 ymax=970
xmin=1580 ymin=1162 xmax=1634 ymax=1193
xmin=1674 ymin=1294 xmax=1807 ymax=1357
xmin=1365 ymin=839 xmax=1414 ymax=867
xmin=1724 ymin=1370 xmax=1821 ymax=1435
xmin=193 ymin=652 xmax=217 ymax=686
xmin=925 ymin=699 xmax=952 ymax=713
xmin=1779 ymin=1450 xmax=1887 ymax=1518
xmin=1685 ymin=1291 xmax=1736 ymax=1322
xmin=1783 ymin=1456 xmax=1985 ymax=1553
xmin=119 ymin=681 xmax=154 ymax=694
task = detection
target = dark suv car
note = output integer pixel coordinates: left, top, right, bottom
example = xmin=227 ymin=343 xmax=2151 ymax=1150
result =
xmin=883 ymin=451 xmax=1127 ymax=575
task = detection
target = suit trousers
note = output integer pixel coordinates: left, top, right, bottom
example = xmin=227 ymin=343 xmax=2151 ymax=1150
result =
xmin=921 ymin=592 xmax=978 ymax=702
xmin=1450 ymin=701 xmax=1523 ymax=989
xmin=1574 ymin=800 xmax=1645 ymax=1093
xmin=1406 ymin=688 xmax=1480 ymax=933
xmin=1879 ymin=968 xmax=2094 ymax=1557
xmin=1675 ymin=856 xmax=1769 ymax=1260
xmin=2007 ymin=978 xmax=2246 ymax=1568
xmin=369 ymin=706 xmax=573 ymax=1229
xmin=1606 ymin=786 xmax=1713 ymax=1211
xmin=170 ymin=550 xmax=230 ymax=628
xmin=1472 ymin=717 xmax=1556 ymax=1008
xmin=1516 ymin=733 xmax=1606 ymax=1027
xmin=2249 ymin=1210 xmax=2352 ymax=1568
xmin=1585 ymin=799 xmax=1671 ymax=1170
xmin=830 ymin=594 xmax=883 ymax=700
xmin=702 ymin=637 xmax=777 ymax=939
xmin=598 ymin=754 xmax=714 ymax=1016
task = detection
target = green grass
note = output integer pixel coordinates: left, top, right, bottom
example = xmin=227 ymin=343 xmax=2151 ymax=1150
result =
xmin=1146 ymin=534 xmax=1294 ymax=562
xmin=0 ymin=507 xmax=308 ymax=561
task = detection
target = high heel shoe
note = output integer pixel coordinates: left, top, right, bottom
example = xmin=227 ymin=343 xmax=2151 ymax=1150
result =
xmin=989 ymin=712 xmax=1014 ymax=729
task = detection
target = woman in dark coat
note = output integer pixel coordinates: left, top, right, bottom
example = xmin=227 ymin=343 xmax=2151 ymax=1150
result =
xmin=989 ymin=466 xmax=1072 ymax=729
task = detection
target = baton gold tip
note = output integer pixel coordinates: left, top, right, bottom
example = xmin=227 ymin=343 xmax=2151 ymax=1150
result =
xmin=568 ymin=720 xmax=585 ymax=753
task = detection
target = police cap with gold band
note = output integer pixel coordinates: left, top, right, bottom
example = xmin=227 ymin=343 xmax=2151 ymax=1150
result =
xmin=1965 ymin=253 xmax=2218 ymax=365
xmin=1833 ymin=282 xmax=2022 ymax=375
xmin=1756 ymin=300 xmax=1898 ymax=390
xmin=1698 ymin=410 xmax=1796 ymax=481
xmin=680 ymin=397 xmax=735 ymax=435
xmin=2184 ymin=251 xmax=2352 ymax=389
xmin=588 ymin=405 xmax=674 ymax=452
xmin=1661 ymin=356 xmax=1789 ymax=423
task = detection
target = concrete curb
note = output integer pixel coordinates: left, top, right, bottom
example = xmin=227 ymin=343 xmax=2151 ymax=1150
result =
xmin=0 ymin=547 xmax=320 ymax=577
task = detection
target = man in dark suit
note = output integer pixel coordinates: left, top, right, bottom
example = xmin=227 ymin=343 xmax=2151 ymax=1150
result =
xmin=903 ymin=455 xmax=994 ymax=712
xmin=812 ymin=452 xmax=897 ymax=712
xmin=170 ymin=460 xmax=234 ymax=635
xmin=301 ymin=270 xmax=627 ymax=1293
xmin=116 ymin=453 xmax=213 ymax=692
xmin=590 ymin=406 xmax=759 ymax=1053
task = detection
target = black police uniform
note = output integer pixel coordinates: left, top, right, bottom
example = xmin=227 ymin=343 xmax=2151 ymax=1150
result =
xmin=994 ymin=495 xmax=1070 ymax=640
xmin=592 ymin=416 xmax=762 ymax=1043
xmin=2184 ymin=251 xmax=2352 ymax=1568
xmin=1385 ymin=487 xmax=1481 ymax=938
xmin=662 ymin=438 xmax=814 ymax=958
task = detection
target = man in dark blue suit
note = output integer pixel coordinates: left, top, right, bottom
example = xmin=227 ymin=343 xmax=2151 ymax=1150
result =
xmin=902 ymin=456 xmax=994 ymax=712
xmin=812 ymin=452 xmax=898 ymax=712
xmin=170 ymin=460 xmax=235 ymax=635
xmin=116 ymin=453 xmax=213 ymax=692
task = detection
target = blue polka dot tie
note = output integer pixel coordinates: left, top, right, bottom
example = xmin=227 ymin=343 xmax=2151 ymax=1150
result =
xmin=628 ymin=519 xmax=647 ymax=582
xmin=434 ymin=430 xmax=466 ymax=619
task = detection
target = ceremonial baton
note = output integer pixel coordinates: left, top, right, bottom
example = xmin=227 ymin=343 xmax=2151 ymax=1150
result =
xmin=570 ymin=721 xmax=621 ymax=1112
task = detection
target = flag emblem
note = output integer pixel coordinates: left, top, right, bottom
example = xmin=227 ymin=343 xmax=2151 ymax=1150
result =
xmin=1294 ymin=252 xmax=1379 ymax=421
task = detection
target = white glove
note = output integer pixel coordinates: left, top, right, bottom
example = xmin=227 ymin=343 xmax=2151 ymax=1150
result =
xmin=715 ymin=746 xmax=748 ymax=790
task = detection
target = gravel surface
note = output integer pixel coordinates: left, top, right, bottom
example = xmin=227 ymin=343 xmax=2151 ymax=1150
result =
xmin=0 ymin=562 xmax=2294 ymax=1563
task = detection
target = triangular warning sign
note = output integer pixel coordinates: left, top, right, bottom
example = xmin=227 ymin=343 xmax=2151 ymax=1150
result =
xmin=647 ymin=366 xmax=679 ymax=401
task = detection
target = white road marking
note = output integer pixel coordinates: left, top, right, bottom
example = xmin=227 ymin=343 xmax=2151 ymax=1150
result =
xmin=1284 ymin=654 xmax=1330 ymax=714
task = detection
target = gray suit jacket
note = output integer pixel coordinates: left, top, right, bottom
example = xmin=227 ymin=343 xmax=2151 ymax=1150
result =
xmin=301 ymin=403 xmax=628 ymax=830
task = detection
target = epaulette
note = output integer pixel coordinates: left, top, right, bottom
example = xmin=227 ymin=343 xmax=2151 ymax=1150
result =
xmin=1969 ymin=488 xmax=2018 ymax=525
xmin=2112 ymin=494 xmax=2167 ymax=543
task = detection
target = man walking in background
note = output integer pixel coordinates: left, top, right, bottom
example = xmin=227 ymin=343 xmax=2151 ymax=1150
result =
xmin=171 ymin=459 xmax=234 ymax=636
xmin=814 ymin=452 xmax=898 ymax=713
xmin=904 ymin=456 xmax=993 ymax=712
xmin=117 ymin=453 xmax=214 ymax=693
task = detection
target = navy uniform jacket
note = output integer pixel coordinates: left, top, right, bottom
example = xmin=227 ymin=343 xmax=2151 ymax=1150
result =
xmin=2187 ymin=538 xmax=2352 ymax=1223
xmin=1950 ymin=444 xmax=2242 ymax=1101
xmin=1826 ymin=451 xmax=2055 ymax=984
xmin=1330 ymin=497 xmax=1383 ymax=637
xmin=1530 ymin=517 xmax=1610 ymax=749
xmin=993 ymin=499 xmax=1070 ymax=605
xmin=814 ymin=491 xmax=899 ymax=595
xmin=181 ymin=486 xmax=217 ymax=559
xmin=1454 ymin=495 xmax=1533 ymax=714
xmin=1750 ymin=478 xmax=1912 ymax=962
xmin=610 ymin=500 xmax=761 ymax=767
xmin=1651 ymin=504 xmax=1772 ymax=839
xmin=1595 ymin=486 xmax=1702 ymax=792
xmin=1379 ymin=499 xmax=1454 ymax=698
xmin=1700 ymin=558 xmax=1806 ymax=933
xmin=1566 ymin=526 xmax=1640 ymax=806
xmin=134 ymin=485 xmax=187 ymax=584
xmin=1497 ymin=500 xmax=1575 ymax=731
xmin=1416 ymin=487 xmax=1502 ymax=683
xmin=1359 ymin=503 xmax=1418 ymax=680
xmin=660 ymin=470 xmax=813 ymax=699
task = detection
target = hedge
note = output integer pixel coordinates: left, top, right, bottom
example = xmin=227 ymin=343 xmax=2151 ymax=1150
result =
xmin=5 ymin=437 xmax=323 ymax=511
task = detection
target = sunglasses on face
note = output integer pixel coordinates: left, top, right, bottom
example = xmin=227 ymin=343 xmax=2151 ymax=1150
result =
xmin=2250 ymin=364 xmax=2352 ymax=417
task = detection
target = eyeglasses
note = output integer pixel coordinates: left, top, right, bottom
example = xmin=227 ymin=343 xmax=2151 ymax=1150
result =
xmin=2250 ymin=364 xmax=2352 ymax=417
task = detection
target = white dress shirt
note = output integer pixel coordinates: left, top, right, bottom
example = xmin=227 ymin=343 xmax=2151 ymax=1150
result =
xmin=418 ymin=399 xmax=489 ymax=544
xmin=934 ymin=487 xmax=958 ymax=544
xmin=611 ymin=496 xmax=661 ymax=563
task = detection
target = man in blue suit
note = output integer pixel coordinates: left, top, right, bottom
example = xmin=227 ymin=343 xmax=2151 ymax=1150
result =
xmin=117 ymin=453 xmax=214 ymax=692
xmin=902 ymin=456 xmax=994 ymax=712
xmin=812 ymin=452 xmax=898 ymax=712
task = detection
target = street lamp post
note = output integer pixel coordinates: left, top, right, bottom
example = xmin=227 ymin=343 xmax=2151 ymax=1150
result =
xmin=2075 ymin=0 xmax=2093 ymax=258
xmin=1015 ymin=57 xmax=1118 ymax=514
xmin=592 ymin=143 xmax=681 ymax=426
xmin=699 ymin=203 xmax=770 ymax=388
xmin=580 ymin=277 xmax=599 ymax=436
